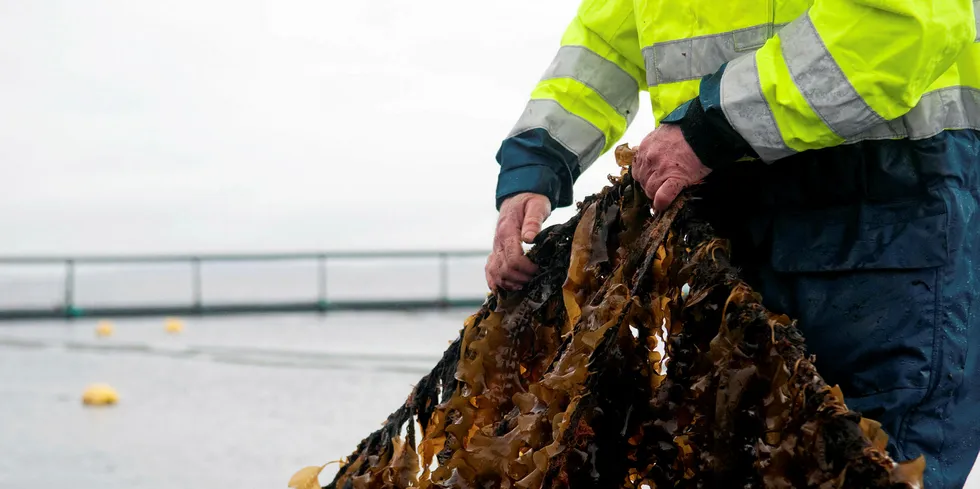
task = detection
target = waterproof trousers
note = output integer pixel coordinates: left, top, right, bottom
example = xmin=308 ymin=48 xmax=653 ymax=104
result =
xmin=696 ymin=129 xmax=980 ymax=489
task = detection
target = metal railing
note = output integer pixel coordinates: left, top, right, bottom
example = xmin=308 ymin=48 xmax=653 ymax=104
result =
xmin=0 ymin=250 xmax=491 ymax=320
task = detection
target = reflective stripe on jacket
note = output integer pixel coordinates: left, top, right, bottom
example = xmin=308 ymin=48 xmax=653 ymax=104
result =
xmin=495 ymin=0 xmax=979 ymax=208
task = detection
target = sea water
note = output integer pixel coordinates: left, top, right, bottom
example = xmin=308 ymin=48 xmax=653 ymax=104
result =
xmin=0 ymin=312 xmax=464 ymax=488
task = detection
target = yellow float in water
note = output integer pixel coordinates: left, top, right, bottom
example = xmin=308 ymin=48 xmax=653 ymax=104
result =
xmin=81 ymin=383 xmax=118 ymax=406
xmin=164 ymin=317 xmax=184 ymax=334
xmin=95 ymin=321 xmax=114 ymax=337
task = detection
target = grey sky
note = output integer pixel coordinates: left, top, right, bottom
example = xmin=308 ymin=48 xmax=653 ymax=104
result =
xmin=0 ymin=0 xmax=654 ymax=254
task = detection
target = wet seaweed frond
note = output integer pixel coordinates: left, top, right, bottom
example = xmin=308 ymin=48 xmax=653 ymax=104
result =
xmin=321 ymin=145 xmax=924 ymax=489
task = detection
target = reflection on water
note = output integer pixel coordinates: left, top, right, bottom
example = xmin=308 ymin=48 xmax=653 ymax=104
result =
xmin=0 ymin=312 xmax=465 ymax=488
xmin=1 ymin=311 xmax=978 ymax=488
xmin=0 ymin=337 xmax=440 ymax=375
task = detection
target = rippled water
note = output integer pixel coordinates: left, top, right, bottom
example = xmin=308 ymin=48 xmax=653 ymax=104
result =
xmin=1 ymin=312 xmax=977 ymax=488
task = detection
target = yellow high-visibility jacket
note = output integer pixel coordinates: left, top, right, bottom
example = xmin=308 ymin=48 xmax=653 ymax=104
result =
xmin=495 ymin=0 xmax=978 ymax=208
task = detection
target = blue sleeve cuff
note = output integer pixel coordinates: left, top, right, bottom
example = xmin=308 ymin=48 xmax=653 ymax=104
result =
xmin=661 ymin=62 xmax=758 ymax=169
xmin=494 ymin=127 xmax=579 ymax=210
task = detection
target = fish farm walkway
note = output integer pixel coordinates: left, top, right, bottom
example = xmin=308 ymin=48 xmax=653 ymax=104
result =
xmin=0 ymin=251 xmax=490 ymax=320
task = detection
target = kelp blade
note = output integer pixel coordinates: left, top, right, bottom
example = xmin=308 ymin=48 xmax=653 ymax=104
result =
xmin=324 ymin=145 xmax=924 ymax=489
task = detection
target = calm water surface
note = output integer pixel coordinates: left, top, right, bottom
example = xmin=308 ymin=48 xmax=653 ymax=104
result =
xmin=1 ymin=312 xmax=977 ymax=488
xmin=0 ymin=312 xmax=464 ymax=488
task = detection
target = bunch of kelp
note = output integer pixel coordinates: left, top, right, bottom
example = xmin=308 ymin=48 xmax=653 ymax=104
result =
xmin=323 ymin=146 xmax=924 ymax=489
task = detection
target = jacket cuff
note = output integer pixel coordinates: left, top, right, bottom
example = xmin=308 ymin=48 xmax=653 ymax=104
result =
xmin=660 ymin=63 xmax=758 ymax=170
xmin=495 ymin=164 xmax=566 ymax=210
xmin=495 ymin=127 xmax=578 ymax=210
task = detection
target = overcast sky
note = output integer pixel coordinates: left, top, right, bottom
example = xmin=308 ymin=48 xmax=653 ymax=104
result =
xmin=0 ymin=0 xmax=655 ymax=254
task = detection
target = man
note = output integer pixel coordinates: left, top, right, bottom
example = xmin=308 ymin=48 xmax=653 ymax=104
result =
xmin=485 ymin=1 xmax=980 ymax=487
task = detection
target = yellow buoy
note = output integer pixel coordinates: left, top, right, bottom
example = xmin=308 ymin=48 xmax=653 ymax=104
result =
xmin=164 ymin=317 xmax=184 ymax=334
xmin=95 ymin=321 xmax=114 ymax=337
xmin=81 ymin=383 xmax=119 ymax=406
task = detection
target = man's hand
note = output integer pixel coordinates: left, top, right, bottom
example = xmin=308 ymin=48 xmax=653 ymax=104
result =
xmin=485 ymin=193 xmax=552 ymax=292
xmin=633 ymin=124 xmax=712 ymax=211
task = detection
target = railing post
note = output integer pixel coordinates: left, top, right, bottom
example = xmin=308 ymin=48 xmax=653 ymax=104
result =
xmin=64 ymin=260 xmax=75 ymax=318
xmin=317 ymin=254 xmax=328 ymax=312
xmin=192 ymin=257 xmax=202 ymax=311
xmin=439 ymin=252 xmax=449 ymax=307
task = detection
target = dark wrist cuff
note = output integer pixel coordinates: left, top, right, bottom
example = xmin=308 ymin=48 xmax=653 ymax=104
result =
xmin=494 ymin=127 xmax=578 ymax=210
xmin=667 ymin=98 xmax=739 ymax=170
xmin=495 ymin=163 xmax=567 ymax=210
xmin=660 ymin=66 xmax=758 ymax=170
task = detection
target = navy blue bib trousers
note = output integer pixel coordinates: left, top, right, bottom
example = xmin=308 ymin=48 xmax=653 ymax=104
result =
xmin=696 ymin=129 xmax=980 ymax=489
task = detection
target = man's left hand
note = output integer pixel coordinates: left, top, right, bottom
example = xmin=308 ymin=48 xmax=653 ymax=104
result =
xmin=633 ymin=124 xmax=712 ymax=211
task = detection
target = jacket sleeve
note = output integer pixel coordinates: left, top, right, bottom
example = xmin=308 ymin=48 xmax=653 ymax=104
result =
xmin=663 ymin=0 xmax=977 ymax=167
xmin=495 ymin=0 xmax=645 ymax=209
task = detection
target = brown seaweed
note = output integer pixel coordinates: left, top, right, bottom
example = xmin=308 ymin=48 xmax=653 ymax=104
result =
xmin=320 ymin=145 xmax=924 ymax=489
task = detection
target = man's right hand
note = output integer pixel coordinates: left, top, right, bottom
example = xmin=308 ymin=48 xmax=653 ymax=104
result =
xmin=485 ymin=193 xmax=552 ymax=293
